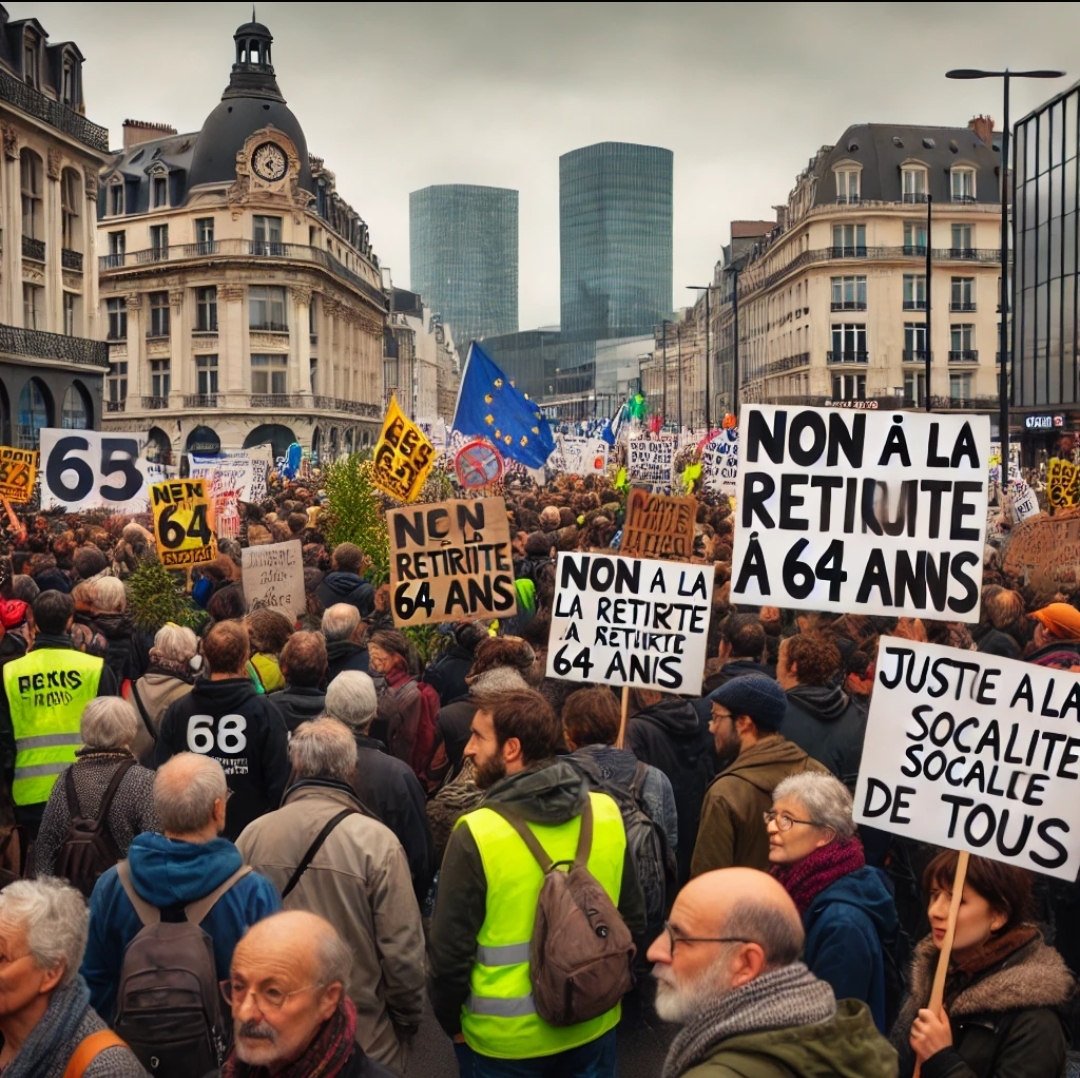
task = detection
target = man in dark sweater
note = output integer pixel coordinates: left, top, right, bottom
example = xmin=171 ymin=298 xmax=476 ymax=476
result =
xmin=322 ymin=603 xmax=369 ymax=682
xmin=316 ymin=543 xmax=375 ymax=619
xmin=270 ymin=631 xmax=328 ymax=733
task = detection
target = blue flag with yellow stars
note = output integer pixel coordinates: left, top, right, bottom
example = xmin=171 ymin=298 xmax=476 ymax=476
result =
xmin=452 ymin=342 xmax=555 ymax=469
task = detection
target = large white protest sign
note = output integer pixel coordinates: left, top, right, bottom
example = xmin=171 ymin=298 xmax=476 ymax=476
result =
xmin=40 ymin=429 xmax=159 ymax=512
xmin=559 ymin=436 xmax=608 ymax=476
xmin=628 ymin=438 xmax=674 ymax=491
xmin=547 ymin=552 xmax=714 ymax=694
xmin=855 ymin=639 xmax=1080 ymax=881
xmin=241 ymin=539 xmax=305 ymax=620
xmin=731 ymin=404 xmax=990 ymax=622
xmin=702 ymin=429 xmax=738 ymax=496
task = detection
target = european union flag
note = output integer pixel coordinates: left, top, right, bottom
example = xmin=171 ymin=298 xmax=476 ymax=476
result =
xmin=452 ymin=342 xmax=555 ymax=469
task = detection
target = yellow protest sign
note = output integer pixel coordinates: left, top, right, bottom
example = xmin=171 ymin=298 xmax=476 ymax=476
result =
xmin=0 ymin=447 xmax=37 ymax=503
xmin=150 ymin=479 xmax=217 ymax=568
xmin=1047 ymin=457 xmax=1080 ymax=508
xmin=371 ymin=395 xmax=434 ymax=502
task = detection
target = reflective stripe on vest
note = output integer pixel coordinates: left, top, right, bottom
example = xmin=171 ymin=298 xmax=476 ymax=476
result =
xmin=3 ymin=649 xmax=104 ymax=806
xmin=457 ymin=791 xmax=626 ymax=1059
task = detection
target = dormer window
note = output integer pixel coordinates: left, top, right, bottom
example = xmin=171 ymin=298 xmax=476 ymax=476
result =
xmin=152 ymin=173 xmax=168 ymax=209
xmin=61 ymin=53 xmax=77 ymax=107
xmin=23 ymin=36 xmax=37 ymax=89
xmin=108 ymin=180 xmax=124 ymax=217
xmin=951 ymin=166 xmax=976 ymax=203
xmin=902 ymin=165 xmax=928 ymax=203
xmin=835 ymin=167 xmax=860 ymax=204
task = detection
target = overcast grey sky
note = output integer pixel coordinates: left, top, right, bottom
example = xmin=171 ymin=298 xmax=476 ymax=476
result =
xmin=16 ymin=2 xmax=1080 ymax=330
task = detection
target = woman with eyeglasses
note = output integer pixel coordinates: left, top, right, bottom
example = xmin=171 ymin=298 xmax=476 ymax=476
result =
xmin=766 ymin=771 xmax=899 ymax=1033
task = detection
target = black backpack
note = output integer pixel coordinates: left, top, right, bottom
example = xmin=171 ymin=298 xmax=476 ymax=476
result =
xmin=56 ymin=759 xmax=135 ymax=897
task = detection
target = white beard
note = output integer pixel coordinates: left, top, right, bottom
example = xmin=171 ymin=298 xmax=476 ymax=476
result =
xmin=653 ymin=962 xmax=731 ymax=1024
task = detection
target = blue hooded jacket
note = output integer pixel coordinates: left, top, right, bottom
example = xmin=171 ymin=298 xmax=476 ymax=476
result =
xmin=802 ymin=864 xmax=899 ymax=1034
xmin=81 ymin=831 xmax=281 ymax=1023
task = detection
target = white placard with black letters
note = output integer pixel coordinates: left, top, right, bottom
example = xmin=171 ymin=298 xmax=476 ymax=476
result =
xmin=39 ymin=429 xmax=160 ymax=512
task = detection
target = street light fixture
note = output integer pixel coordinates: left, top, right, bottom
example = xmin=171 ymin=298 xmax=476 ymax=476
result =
xmin=687 ymin=285 xmax=713 ymax=432
xmin=945 ymin=66 xmax=1065 ymax=482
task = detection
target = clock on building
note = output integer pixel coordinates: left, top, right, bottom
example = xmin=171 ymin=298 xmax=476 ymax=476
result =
xmin=252 ymin=141 xmax=287 ymax=181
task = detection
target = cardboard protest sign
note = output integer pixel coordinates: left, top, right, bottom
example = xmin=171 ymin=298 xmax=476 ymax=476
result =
xmin=241 ymin=539 xmax=305 ymax=620
xmin=0 ymin=447 xmax=36 ymax=503
xmin=1047 ymin=457 xmax=1080 ymax=508
xmin=621 ymin=488 xmax=697 ymax=561
xmin=627 ymin=437 xmax=674 ymax=491
xmin=559 ymin=436 xmax=608 ymax=476
xmin=546 ymin=552 xmax=715 ymax=694
xmin=150 ymin=479 xmax=217 ymax=569
xmin=387 ymin=497 xmax=516 ymax=627
xmin=40 ymin=429 xmax=158 ymax=512
xmin=701 ymin=429 xmax=738 ymax=497
xmin=1002 ymin=515 xmax=1080 ymax=586
xmin=371 ymin=395 xmax=435 ymax=502
xmin=731 ymin=404 xmax=990 ymax=622
xmin=1011 ymin=478 xmax=1039 ymax=522
xmin=854 ymin=639 xmax=1080 ymax=881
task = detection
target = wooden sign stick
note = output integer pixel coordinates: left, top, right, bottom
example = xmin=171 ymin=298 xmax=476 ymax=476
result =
xmin=913 ymin=849 xmax=970 ymax=1078
xmin=616 ymin=685 xmax=630 ymax=749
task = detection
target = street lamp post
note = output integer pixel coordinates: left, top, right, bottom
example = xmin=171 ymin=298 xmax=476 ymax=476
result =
xmin=946 ymin=66 xmax=1065 ymax=480
xmin=731 ymin=267 xmax=740 ymax=419
xmin=662 ymin=319 xmax=669 ymax=426
xmin=687 ymin=285 xmax=712 ymax=433
xmin=676 ymin=324 xmax=683 ymax=431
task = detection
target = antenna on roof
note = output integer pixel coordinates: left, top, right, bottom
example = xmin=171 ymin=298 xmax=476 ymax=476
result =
xmin=252 ymin=4 xmax=256 ymax=21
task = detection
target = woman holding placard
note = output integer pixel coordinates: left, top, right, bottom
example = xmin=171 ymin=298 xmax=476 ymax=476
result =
xmin=892 ymin=851 xmax=1072 ymax=1078
xmin=767 ymin=772 xmax=899 ymax=1033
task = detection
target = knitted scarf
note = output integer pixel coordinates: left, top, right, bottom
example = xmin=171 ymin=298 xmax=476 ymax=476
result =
xmin=1 ymin=977 xmax=93 ymax=1078
xmin=771 ymin=836 xmax=865 ymax=914
xmin=221 ymin=996 xmax=358 ymax=1078
xmin=662 ymin=962 xmax=836 ymax=1078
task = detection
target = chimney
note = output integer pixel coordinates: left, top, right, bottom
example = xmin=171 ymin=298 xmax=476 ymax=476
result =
xmin=969 ymin=115 xmax=995 ymax=147
xmin=122 ymin=120 xmax=178 ymax=150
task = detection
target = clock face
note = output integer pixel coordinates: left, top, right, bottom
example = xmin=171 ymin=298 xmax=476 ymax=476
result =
xmin=252 ymin=142 xmax=287 ymax=182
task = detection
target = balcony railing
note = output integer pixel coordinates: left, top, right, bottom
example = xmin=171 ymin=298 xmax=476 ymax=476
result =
xmin=903 ymin=349 xmax=930 ymax=362
xmin=830 ymin=301 xmax=867 ymax=311
xmin=950 ymin=302 xmax=977 ymax=312
xmin=948 ymin=349 xmax=979 ymax=362
xmin=250 ymin=322 xmax=289 ymax=333
xmin=184 ymin=394 xmax=218 ymax=408
xmin=312 ymin=395 xmax=381 ymax=418
xmin=903 ymin=299 xmax=928 ymax=310
xmin=903 ymin=245 xmax=927 ymax=256
xmin=142 ymin=396 xmax=169 ymax=410
xmin=948 ymin=247 xmax=980 ymax=260
xmin=104 ymin=399 xmax=125 ymax=413
xmin=764 ymin=352 xmax=811 ymax=377
xmin=952 ymin=194 xmax=978 ymax=204
xmin=0 ymin=322 xmax=108 ymax=367
xmin=100 ymin=239 xmax=388 ymax=308
xmin=61 ymin=248 xmax=82 ymax=271
xmin=931 ymin=395 xmax=998 ymax=410
xmin=0 ymin=67 xmax=109 ymax=151
xmin=829 ymin=246 xmax=868 ymax=258
xmin=250 ymin=393 xmax=307 ymax=409
xmin=827 ymin=350 xmax=869 ymax=364
xmin=21 ymin=236 xmax=44 ymax=261
xmin=903 ymin=192 xmax=929 ymax=204
xmin=835 ymin=196 xmax=861 ymax=205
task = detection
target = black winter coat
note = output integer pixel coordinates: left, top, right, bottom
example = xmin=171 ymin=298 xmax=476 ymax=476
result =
xmin=436 ymin=696 xmax=477 ymax=777
xmin=156 ymin=677 xmax=290 ymax=840
xmin=421 ymin=645 xmax=475 ymax=707
xmin=268 ymin=685 xmax=326 ymax=733
xmin=780 ymin=683 xmax=867 ymax=787
xmin=317 ymin=571 xmax=375 ymax=618
xmin=325 ymin=639 xmax=369 ymax=685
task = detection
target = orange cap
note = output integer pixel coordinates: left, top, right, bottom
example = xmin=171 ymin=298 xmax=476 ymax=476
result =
xmin=1029 ymin=602 xmax=1080 ymax=640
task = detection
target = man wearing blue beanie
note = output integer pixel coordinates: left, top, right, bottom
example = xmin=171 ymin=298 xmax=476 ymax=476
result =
xmin=691 ymin=674 xmax=828 ymax=877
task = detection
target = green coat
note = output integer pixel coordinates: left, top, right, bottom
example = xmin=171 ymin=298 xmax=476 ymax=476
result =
xmin=681 ymin=999 xmax=898 ymax=1078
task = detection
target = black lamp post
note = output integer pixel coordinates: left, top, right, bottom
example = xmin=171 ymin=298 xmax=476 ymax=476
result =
xmin=687 ymin=285 xmax=712 ymax=432
xmin=945 ymin=67 xmax=1065 ymax=480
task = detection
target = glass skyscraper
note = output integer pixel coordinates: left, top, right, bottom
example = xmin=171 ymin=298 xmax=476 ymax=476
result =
xmin=409 ymin=184 xmax=518 ymax=349
xmin=560 ymin=142 xmax=673 ymax=341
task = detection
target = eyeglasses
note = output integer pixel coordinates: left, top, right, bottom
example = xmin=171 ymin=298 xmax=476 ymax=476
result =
xmin=763 ymin=810 xmax=818 ymax=832
xmin=220 ymin=980 xmax=325 ymax=1011
xmin=662 ymin=922 xmax=759 ymax=954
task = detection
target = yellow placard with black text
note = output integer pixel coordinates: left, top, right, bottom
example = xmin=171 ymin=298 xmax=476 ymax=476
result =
xmin=371 ymin=395 xmax=435 ymax=502
xmin=0 ymin=447 xmax=37 ymax=503
xmin=151 ymin=479 xmax=218 ymax=569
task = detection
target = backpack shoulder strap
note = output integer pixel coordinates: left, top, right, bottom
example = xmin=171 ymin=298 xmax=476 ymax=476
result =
xmin=573 ymin=796 xmax=594 ymax=870
xmin=485 ymin=804 xmax=556 ymax=873
xmin=97 ymin=758 xmax=137 ymax=858
xmin=629 ymin=761 xmax=650 ymax=798
xmin=130 ymin=681 xmax=155 ymax=739
xmin=185 ymin=864 xmax=252 ymax=925
xmin=62 ymin=1030 xmax=129 ymax=1078
xmin=281 ymin=809 xmax=356 ymax=900
xmin=64 ymin=766 xmax=81 ymax=818
xmin=116 ymin=860 xmax=160 ymax=927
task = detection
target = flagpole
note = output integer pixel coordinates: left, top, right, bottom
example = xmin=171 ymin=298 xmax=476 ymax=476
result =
xmin=450 ymin=340 xmax=475 ymax=432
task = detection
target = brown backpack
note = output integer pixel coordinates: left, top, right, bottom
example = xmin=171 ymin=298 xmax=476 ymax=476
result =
xmin=489 ymin=797 xmax=636 ymax=1027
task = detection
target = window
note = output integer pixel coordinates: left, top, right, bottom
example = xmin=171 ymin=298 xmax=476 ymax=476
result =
xmin=950 ymin=323 xmax=976 ymax=361
xmin=106 ymin=297 xmax=127 ymax=341
xmin=107 ymin=362 xmax=127 ymax=408
xmin=61 ymin=54 xmax=76 ymax=106
xmin=253 ymin=215 xmax=283 ymax=255
xmin=251 ymin=353 xmax=288 ymax=395
xmin=106 ymin=231 xmax=125 ymax=268
xmin=951 ymin=277 xmax=975 ymax=311
xmin=195 ymin=218 xmax=215 ymax=254
xmin=903 ymin=221 xmax=927 ymax=255
xmin=195 ymin=355 xmax=218 ymax=397
xmin=63 ymin=292 xmax=76 ymax=336
xmin=903 ymin=274 xmax=927 ymax=310
xmin=152 ymin=174 xmax=168 ymax=209
xmin=195 ymin=287 xmax=217 ymax=332
xmin=22 ymin=284 xmax=42 ymax=330
xmin=310 ymin=357 xmax=318 ymax=395
xmin=831 ymin=224 xmax=866 ymax=256
xmin=902 ymin=167 xmax=928 ymax=203
xmin=951 ymin=167 xmax=976 ymax=202
xmin=904 ymin=322 xmax=928 ymax=360
xmin=148 ymin=292 xmax=170 ymax=337
xmin=149 ymin=224 xmax=168 ymax=260
xmin=835 ymin=169 xmax=860 ymax=203
xmin=309 ymin=296 xmax=317 ymax=335
xmin=61 ymin=170 xmax=80 ymax=251
xmin=249 ymin=285 xmax=287 ymax=331
xmin=23 ymin=40 xmax=36 ymax=88
xmin=150 ymin=359 xmax=170 ymax=399
xmin=20 ymin=150 xmax=42 ymax=240
xmin=950 ymin=371 xmax=973 ymax=402
xmin=832 ymin=373 xmax=866 ymax=401
xmin=951 ymin=224 xmax=973 ymax=257
xmin=904 ymin=370 xmax=927 ymax=407
xmin=108 ymin=181 xmax=124 ymax=217
xmin=829 ymin=324 xmax=867 ymax=362
xmin=61 ymin=386 xmax=88 ymax=429
xmin=830 ymin=276 xmax=867 ymax=311
xmin=17 ymin=380 xmax=48 ymax=448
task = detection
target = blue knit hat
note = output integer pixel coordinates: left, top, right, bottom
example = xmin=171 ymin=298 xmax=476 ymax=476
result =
xmin=707 ymin=675 xmax=787 ymax=732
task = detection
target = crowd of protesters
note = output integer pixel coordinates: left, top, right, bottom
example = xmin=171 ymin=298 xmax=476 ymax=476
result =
xmin=0 ymin=465 xmax=1075 ymax=1078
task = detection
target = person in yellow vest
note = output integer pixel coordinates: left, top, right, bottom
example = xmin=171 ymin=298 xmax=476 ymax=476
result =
xmin=429 ymin=687 xmax=646 ymax=1078
xmin=0 ymin=591 xmax=116 ymax=840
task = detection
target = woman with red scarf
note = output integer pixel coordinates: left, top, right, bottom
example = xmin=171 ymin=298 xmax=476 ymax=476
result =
xmin=767 ymin=771 xmax=899 ymax=1033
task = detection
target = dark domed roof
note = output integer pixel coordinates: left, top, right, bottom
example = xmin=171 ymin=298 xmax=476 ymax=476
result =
xmin=187 ymin=19 xmax=313 ymax=193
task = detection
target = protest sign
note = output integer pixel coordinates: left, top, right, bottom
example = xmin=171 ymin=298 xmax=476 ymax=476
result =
xmin=1002 ymin=515 xmax=1080 ymax=586
xmin=627 ymin=437 xmax=674 ymax=491
xmin=854 ymin=638 xmax=1080 ymax=881
xmin=371 ymin=395 xmax=435 ymax=502
xmin=241 ymin=539 xmax=305 ymax=620
xmin=150 ymin=479 xmax=217 ymax=569
xmin=1011 ymin=477 xmax=1039 ymax=522
xmin=456 ymin=440 xmax=503 ymax=488
xmin=621 ymin=489 xmax=696 ymax=561
xmin=0 ymin=447 xmax=36 ymax=503
xmin=1047 ymin=457 xmax=1080 ymax=508
xmin=546 ymin=552 xmax=714 ymax=694
xmin=731 ymin=404 xmax=990 ymax=622
xmin=559 ymin=436 xmax=608 ymax=476
xmin=701 ymin=429 xmax=738 ymax=497
xmin=387 ymin=496 xmax=516 ymax=627
xmin=40 ymin=429 xmax=157 ymax=512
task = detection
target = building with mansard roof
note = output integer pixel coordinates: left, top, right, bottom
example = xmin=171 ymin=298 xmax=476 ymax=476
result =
xmin=97 ymin=17 xmax=386 ymax=463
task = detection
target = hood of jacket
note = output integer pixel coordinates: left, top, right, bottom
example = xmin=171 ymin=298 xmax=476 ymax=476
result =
xmin=94 ymin=612 xmax=134 ymax=641
xmin=720 ymin=735 xmax=813 ymax=795
xmin=326 ymin=639 xmax=364 ymax=662
xmin=786 ymin=683 xmax=850 ymax=722
xmin=187 ymin=676 xmax=258 ymax=713
xmin=635 ymin=698 xmax=703 ymax=741
xmin=805 ymin=865 xmax=899 ymax=944
xmin=321 ymin=571 xmax=370 ymax=600
xmin=126 ymin=832 xmax=244 ymax=907
xmin=481 ymin=758 xmax=588 ymax=825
